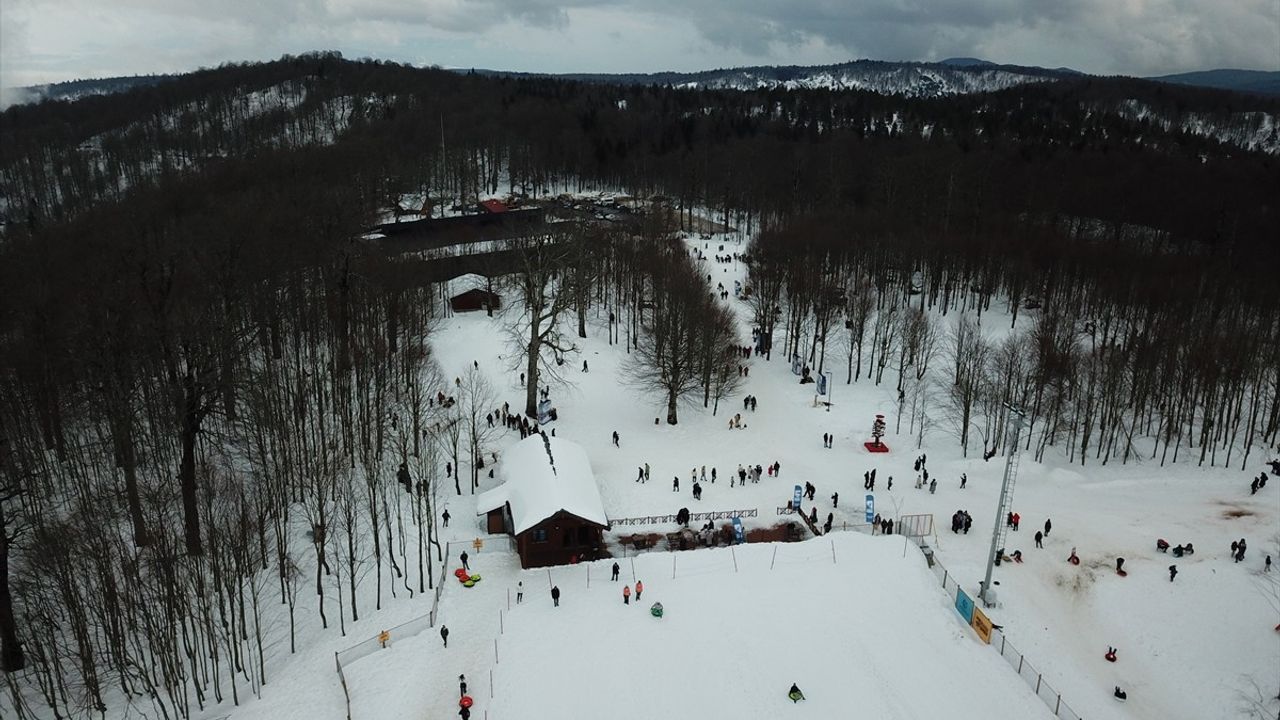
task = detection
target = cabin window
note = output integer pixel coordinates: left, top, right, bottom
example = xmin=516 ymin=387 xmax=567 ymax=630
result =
xmin=577 ymin=527 xmax=591 ymax=545
xmin=532 ymin=529 xmax=547 ymax=543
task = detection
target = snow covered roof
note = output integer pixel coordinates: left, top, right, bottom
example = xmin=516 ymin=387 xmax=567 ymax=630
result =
xmin=447 ymin=273 xmax=490 ymax=293
xmin=476 ymin=434 xmax=608 ymax=535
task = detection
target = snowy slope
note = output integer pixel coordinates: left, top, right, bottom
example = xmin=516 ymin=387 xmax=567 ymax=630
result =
xmin=169 ymin=219 xmax=1277 ymax=720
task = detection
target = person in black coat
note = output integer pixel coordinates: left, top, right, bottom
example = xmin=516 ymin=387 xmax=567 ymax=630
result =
xmin=611 ymin=562 xmax=620 ymax=581
xmin=440 ymin=625 xmax=449 ymax=647
xmin=551 ymin=585 xmax=560 ymax=607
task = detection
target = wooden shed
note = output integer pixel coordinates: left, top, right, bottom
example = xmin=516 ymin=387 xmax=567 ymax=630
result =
xmin=477 ymin=433 xmax=609 ymax=568
xmin=450 ymin=287 xmax=501 ymax=313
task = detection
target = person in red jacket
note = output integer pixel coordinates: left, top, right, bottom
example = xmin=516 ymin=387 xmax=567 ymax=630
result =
xmin=623 ymin=585 xmax=631 ymax=605
xmin=635 ymin=580 xmax=644 ymax=601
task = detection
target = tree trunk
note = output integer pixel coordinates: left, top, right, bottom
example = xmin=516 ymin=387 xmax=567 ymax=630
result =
xmin=180 ymin=372 xmax=204 ymax=557
xmin=0 ymin=501 xmax=25 ymax=671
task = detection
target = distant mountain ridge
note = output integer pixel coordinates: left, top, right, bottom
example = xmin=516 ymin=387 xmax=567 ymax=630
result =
xmin=9 ymin=58 xmax=1279 ymax=110
xmin=470 ymin=59 xmax=1071 ymax=98
xmin=1147 ymin=69 xmax=1280 ymax=96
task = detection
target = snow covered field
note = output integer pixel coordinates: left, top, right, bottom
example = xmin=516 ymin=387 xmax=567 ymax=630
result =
xmin=196 ymin=229 xmax=1277 ymax=720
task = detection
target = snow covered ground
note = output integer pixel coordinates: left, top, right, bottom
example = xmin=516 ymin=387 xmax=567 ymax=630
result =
xmin=197 ymin=229 xmax=1277 ymax=720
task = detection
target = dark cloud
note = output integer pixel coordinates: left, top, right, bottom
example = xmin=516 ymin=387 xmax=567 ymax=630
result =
xmin=2 ymin=0 xmax=1275 ymax=91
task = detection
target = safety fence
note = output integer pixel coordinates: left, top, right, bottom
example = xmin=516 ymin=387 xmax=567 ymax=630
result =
xmin=921 ymin=548 xmax=1082 ymax=720
xmin=334 ymin=560 xmax=451 ymax=719
xmin=608 ymin=508 xmax=758 ymax=526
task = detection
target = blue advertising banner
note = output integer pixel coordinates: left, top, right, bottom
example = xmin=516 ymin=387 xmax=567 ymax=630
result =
xmin=865 ymin=494 xmax=875 ymax=523
xmin=732 ymin=516 xmax=745 ymax=544
xmin=793 ymin=485 xmax=803 ymax=511
xmin=817 ymin=372 xmax=828 ymax=396
xmin=955 ymin=589 xmax=976 ymax=624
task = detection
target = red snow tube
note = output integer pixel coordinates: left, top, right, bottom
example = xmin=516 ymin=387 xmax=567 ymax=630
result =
xmin=1068 ymin=556 xmax=1081 ymax=565
xmin=1104 ymin=651 xmax=1117 ymax=662
xmin=459 ymin=695 xmax=474 ymax=708
xmin=455 ymin=568 xmax=470 ymax=579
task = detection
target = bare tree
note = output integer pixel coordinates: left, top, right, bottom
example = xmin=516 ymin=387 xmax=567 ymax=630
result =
xmin=502 ymin=231 xmax=576 ymax=418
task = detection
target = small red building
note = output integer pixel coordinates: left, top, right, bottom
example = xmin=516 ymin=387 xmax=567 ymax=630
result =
xmin=477 ymin=434 xmax=609 ymax=568
xmin=450 ymin=288 xmax=501 ymax=313
xmin=478 ymin=199 xmax=508 ymax=214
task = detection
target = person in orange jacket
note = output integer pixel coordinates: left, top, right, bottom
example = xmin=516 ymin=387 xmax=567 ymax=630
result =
xmin=635 ymin=580 xmax=644 ymax=601
xmin=623 ymin=585 xmax=631 ymax=604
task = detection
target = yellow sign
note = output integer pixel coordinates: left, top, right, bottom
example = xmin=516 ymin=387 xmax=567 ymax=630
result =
xmin=970 ymin=607 xmax=993 ymax=644
xmin=473 ymin=538 xmax=484 ymax=551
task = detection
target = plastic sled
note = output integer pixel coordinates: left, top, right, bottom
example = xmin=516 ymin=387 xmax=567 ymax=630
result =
xmin=788 ymin=691 xmax=806 ymax=703
xmin=470 ymin=574 xmax=482 ymax=582
xmin=1116 ymin=570 xmax=1128 ymax=577
xmin=459 ymin=695 xmax=474 ymax=708
xmin=463 ymin=580 xmax=475 ymax=588
xmin=650 ymin=602 xmax=664 ymax=618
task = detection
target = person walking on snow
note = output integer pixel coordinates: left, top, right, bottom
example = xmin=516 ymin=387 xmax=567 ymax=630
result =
xmin=517 ymin=581 xmax=523 ymax=604
xmin=1044 ymin=518 xmax=1052 ymax=536
xmin=442 ymin=509 xmax=451 ymax=527
xmin=460 ymin=551 xmax=470 ymax=571
xmin=644 ymin=463 xmax=650 ymax=481
xmin=929 ymin=478 xmax=937 ymax=494
xmin=1034 ymin=531 xmax=1043 ymax=548
xmin=612 ymin=562 xmax=620 ymax=581
xmin=612 ymin=431 xmax=620 ymax=447
xmin=623 ymin=585 xmax=631 ymax=604
xmin=832 ymin=492 xmax=839 ymax=508
xmin=551 ymin=585 xmax=560 ymax=607
xmin=440 ymin=625 xmax=449 ymax=647
xmin=459 ymin=674 xmax=467 ymax=697
xmin=635 ymin=580 xmax=644 ymax=600
xmin=1168 ymin=565 xmax=1178 ymax=581
xmin=960 ymin=473 xmax=967 ymax=489
xmin=673 ymin=477 xmax=680 ymax=492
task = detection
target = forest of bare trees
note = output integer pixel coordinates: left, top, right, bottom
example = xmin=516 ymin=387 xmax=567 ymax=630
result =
xmin=0 ymin=53 xmax=1276 ymax=718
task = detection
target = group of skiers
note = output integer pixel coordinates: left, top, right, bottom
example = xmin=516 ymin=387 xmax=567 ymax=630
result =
xmin=1250 ymin=472 xmax=1269 ymax=495
xmin=950 ymin=510 xmax=973 ymax=534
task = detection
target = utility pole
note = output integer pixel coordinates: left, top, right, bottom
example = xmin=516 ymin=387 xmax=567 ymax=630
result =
xmin=979 ymin=407 xmax=1024 ymax=607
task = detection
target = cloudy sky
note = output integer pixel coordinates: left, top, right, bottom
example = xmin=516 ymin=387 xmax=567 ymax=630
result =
xmin=2 ymin=0 xmax=1277 ymax=91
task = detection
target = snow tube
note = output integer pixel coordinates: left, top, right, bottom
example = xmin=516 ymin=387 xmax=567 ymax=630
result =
xmin=650 ymin=602 xmax=663 ymax=618
xmin=469 ymin=574 xmax=482 ymax=582
xmin=1068 ymin=556 xmax=1080 ymax=565
xmin=1104 ymin=652 xmax=1117 ymax=662
xmin=454 ymin=568 xmax=470 ymax=579
xmin=463 ymin=579 xmax=475 ymax=588
xmin=459 ymin=695 xmax=473 ymax=708
xmin=1116 ymin=570 xmax=1128 ymax=577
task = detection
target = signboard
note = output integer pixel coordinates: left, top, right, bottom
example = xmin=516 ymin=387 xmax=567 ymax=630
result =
xmin=732 ymin=516 xmax=745 ymax=544
xmin=793 ymin=485 xmax=803 ymax=511
xmin=970 ymin=606 xmax=993 ymax=644
xmin=537 ymin=398 xmax=552 ymax=424
xmin=817 ymin=372 xmax=828 ymax=396
xmin=864 ymin=494 xmax=875 ymax=523
xmin=954 ymin=589 xmax=975 ymax=624
xmin=791 ymin=353 xmax=803 ymax=375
